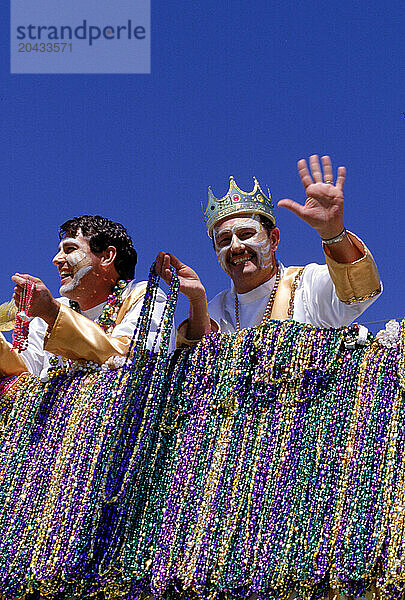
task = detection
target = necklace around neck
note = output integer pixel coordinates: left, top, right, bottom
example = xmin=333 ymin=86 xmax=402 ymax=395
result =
xmin=234 ymin=268 xmax=281 ymax=332
xmin=69 ymin=279 xmax=129 ymax=334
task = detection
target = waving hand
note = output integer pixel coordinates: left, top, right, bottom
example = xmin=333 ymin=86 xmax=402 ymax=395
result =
xmin=278 ymin=155 xmax=346 ymax=240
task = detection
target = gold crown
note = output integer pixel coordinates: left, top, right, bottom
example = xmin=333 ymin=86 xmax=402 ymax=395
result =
xmin=203 ymin=176 xmax=275 ymax=237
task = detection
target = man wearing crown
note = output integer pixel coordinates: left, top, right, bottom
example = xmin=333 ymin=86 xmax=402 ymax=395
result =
xmin=156 ymin=155 xmax=381 ymax=340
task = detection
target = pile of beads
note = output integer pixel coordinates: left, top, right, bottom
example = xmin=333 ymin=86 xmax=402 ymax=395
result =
xmin=120 ymin=319 xmax=405 ymax=600
xmin=0 ymin=264 xmax=179 ymax=599
xmin=1 ymin=262 xmax=405 ymax=600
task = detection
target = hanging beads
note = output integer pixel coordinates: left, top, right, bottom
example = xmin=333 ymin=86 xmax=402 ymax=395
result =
xmin=121 ymin=318 xmax=405 ymax=600
xmin=12 ymin=278 xmax=35 ymax=352
xmin=0 ymin=263 xmax=180 ymax=599
xmin=1 ymin=266 xmax=405 ymax=600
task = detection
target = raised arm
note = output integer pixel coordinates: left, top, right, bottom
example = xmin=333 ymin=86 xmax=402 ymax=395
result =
xmin=278 ymin=155 xmax=363 ymax=263
xmin=278 ymin=155 xmax=381 ymax=305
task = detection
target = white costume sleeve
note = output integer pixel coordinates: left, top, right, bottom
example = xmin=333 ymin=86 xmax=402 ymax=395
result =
xmin=292 ymin=263 xmax=381 ymax=328
xmin=20 ymin=317 xmax=50 ymax=376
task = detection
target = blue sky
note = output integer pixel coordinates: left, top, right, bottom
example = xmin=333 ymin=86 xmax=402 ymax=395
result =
xmin=1 ymin=0 xmax=404 ymax=334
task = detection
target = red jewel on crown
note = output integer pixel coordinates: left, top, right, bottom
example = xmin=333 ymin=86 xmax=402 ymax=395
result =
xmin=232 ymin=195 xmax=240 ymax=202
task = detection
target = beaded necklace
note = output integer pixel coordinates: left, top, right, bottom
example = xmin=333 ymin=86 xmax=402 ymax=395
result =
xmin=69 ymin=278 xmax=129 ymax=333
xmin=2 ymin=263 xmax=405 ymax=600
xmin=234 ymin=268 xmax=281 ymax=331
xmin=12 ymin=278 xmax=35 ymax=352
xmin=122 ymin=319 xmax=404 ymax=600
xmin=47 ymin=279 xmax=129 ymax=375
xmin=0 ymin=264 xmax=180 ymax=599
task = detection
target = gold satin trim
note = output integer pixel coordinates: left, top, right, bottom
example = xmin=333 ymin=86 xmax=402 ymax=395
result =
xmin=176 ymin=238 xmax=380 ymax=346
xmin=115 ymin=283 xmax=147 ymax=325
xmin=176 ymin=269 xmax=304 ymax=347
xmin=0 ymin=333 xmax=28 ymax=377
xmin=323 ymin=231 xmax=381 ymax=304
xmin=270 ymin=266 xmax=303 ymax=321
xmin=45 ymin=286 xmax=147 ymax=364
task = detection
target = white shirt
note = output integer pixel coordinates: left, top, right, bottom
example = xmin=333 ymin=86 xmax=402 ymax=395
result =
xmin=20 ymin=280 xmax=175 ymax=378
xmin=208 ymin=263 xmax=381 ymax=333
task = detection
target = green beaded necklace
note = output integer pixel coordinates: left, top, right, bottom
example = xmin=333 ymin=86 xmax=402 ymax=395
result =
xmin=47 ymin=279 xmax=130 ymax=374
xmin=69 ymin=279 xmax=129 ymax=333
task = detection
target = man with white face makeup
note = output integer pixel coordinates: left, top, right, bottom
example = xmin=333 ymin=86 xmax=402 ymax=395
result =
xmin=0 ymin=215 xmax=174 ymax=380
xmin=156 ymin=155 xmax=382 ymax=341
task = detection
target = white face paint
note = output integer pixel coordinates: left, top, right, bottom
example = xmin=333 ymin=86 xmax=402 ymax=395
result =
xmin=54 ymin=237 xmax=94 ymax=296
xmin=66 ymin=249 xmax=87 ymax=267
xmin=59 ymin=265 xmax=93 ymax=295
xmin=213 ymin=214 xmax=273 ymax=275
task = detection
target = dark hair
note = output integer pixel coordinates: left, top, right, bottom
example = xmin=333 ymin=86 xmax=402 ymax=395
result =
xmin=258 ymin=214 xmax=276 ymax=236
xmin=59 ymin=215 xmax=137 ymax=280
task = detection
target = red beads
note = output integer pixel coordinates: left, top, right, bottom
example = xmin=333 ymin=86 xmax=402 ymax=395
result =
xmin=12 ymin=278 xmax=35 ymax=352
